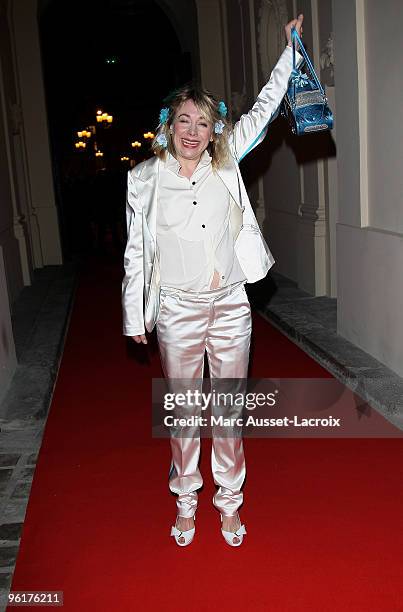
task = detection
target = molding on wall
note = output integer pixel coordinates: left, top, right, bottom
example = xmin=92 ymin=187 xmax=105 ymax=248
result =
xmin=293 ymin=0 xmax=305 ymax=210
xmin=11 ymin=132 xmax=34 ymax=284
xmin=299 ymin=202 xmax=324 ymax=223
xmin=295 ymin=0 xmax=329 ymax=297
xmin=257 ymin=0 xmax=288 ymax=79
xmin=324 ymin=85 xmax=338 ymax=297
xmin=0 ymin=30 xmax=31 ymax=295
xmin=248 ymin=0 xmax=266 ymax=226
xmin=298 ymin=166 xmax=305 ymax=211
xmin=219 ymin=0 xmax=232 ymax=110
xmin=230 ymin=0 xmax=248 ymax=117
xmin=0 ymin=244 xmax=17 ymax=405
xmin=9 ymin=2 xmax=38 ymax=274
xmin=12 ymin=0 xmax=61 ymax=267
xmin=255 ymin=0 xmax=289 ymax=231
xmin=320 ymin=32 xmax=335 ymax=78
xmin=248 ymin=0 xmax=259 ymax=95
xmin=355 ymin=0 xmax=369 ymax=227
xmin=311 ymin=0 xmax=326 ymax=226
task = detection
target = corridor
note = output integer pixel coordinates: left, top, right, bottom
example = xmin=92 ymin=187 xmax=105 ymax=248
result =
xmin=4 ymin=251 xmax=403 ymax=611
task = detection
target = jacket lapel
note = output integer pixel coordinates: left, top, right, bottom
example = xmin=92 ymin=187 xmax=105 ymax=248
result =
xmin=216 ymin=158 xmax=244 ymax=211
xmin=136 ymin=156 xmax=160 ymax=243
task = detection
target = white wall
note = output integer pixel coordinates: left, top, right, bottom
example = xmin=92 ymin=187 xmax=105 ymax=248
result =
xmin=334 ymin=0 xmax=403 ymax=376
xmin=190 ymin=0 xmax=403 ymax=376
xmin=366 ymin=0 xmax=403 ymax=233
xmin=337 ymin=225 xmax=403 ymax=372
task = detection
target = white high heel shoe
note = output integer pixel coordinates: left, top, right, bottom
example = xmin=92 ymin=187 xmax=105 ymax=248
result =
xmin=170 ymin=515 xmax=196 ymax=547
xmin=220 ymin=513 xmax=246 ymax=547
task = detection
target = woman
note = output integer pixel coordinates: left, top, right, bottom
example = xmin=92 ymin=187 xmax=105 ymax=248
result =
xmin=122 ymin=14 xmax=304 ymax=546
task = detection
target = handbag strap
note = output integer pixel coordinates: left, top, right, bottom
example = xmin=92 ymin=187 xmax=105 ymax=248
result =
xmin=291 ymin=27 xmax=324 ymax=95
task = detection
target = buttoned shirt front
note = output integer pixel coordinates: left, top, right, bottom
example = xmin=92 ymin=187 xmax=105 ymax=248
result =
xmin=156 ymin=150 xmax=246 ymax=291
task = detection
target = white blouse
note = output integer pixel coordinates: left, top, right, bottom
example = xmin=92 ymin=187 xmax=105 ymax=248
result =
xmin=156 ymin=150 xmax=247 ymax=291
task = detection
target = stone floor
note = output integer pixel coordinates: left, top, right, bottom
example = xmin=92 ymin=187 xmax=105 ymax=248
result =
xmin=0 ymin=260 xmax=402 ymax=609
xmin=256 ymin=271 xmax=403 ymax=430
xmin=0 ymin=262 xmax=78 ymax=609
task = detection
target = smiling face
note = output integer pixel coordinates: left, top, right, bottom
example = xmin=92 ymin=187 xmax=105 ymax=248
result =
xmin=171 ymin=99 xmax=213 ymax=163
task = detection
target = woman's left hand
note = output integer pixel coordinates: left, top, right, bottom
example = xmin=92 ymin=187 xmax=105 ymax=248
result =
xmin=285 ymin=13 xmax=304 ymax=48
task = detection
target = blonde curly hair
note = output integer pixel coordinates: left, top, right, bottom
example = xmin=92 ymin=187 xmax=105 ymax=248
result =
xmin=151 ymin=83 xmax=232 ymax=170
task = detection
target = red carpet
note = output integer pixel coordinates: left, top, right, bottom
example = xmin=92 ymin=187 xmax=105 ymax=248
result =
xmin=9 ymin=255 xmax=403 ymax=611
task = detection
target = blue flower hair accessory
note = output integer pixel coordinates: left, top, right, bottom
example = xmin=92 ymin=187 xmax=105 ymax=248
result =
xmin=218 ymin=101 xmax=227 ymax=117
xmin=156 ymin=133 xmax=168 ymax=148
xmin=159 ymin=107 xmax=170 ymax=125
xmin=214 ymin=120 xmax=225 ymax=135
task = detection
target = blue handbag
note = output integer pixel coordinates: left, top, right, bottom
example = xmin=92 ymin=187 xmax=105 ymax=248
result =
xmin=281 ymin=27 xmax=334 ymax=135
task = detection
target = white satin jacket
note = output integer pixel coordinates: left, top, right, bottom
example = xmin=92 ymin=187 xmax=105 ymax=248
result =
xmin=122 ymin=45 xmax=302 ymax=336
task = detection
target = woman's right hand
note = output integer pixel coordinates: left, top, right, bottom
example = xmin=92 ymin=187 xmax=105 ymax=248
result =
xmin=285 ymin=13 xmax=304 ymax=48
xmin=131 ymin=334 xmax=148 ymax=344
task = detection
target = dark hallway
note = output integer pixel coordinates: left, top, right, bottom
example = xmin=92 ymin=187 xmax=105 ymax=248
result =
xmin=39 ymin=0 xmax=197 ymax=262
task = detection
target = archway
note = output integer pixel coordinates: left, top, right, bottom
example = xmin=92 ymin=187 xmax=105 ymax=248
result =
xmin=38 ymin=0 xmax=199 ymax=258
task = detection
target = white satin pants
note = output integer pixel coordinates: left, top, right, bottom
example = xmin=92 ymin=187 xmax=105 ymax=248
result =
xmin=156 ymin=281 xmax=251 ymax=518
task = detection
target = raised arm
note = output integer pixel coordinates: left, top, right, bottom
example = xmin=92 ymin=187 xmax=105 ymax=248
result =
xmin=229 ymin=14 xmax=304 ymax=162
